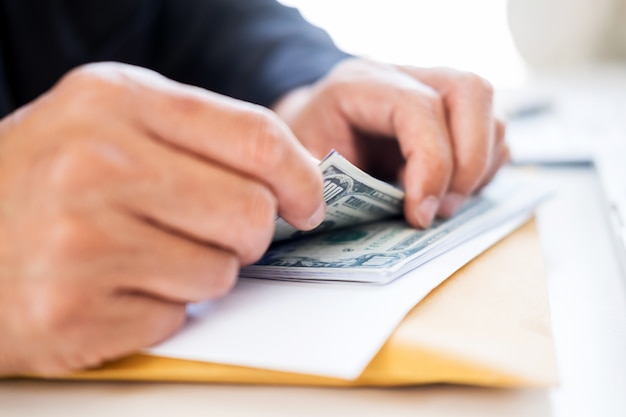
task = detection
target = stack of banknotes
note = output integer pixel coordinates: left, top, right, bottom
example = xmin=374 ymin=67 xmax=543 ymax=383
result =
xmin=240 ymin=151 xmax=548 ymax=284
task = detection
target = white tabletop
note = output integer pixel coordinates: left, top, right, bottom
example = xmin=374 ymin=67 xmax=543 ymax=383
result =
xmin=1 ymin=166 xmax=625 ymax=417
xmin=537 ymin=166 xmax=626 ymax=417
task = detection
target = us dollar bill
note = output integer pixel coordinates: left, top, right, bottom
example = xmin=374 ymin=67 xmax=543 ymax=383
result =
xmin=244 ymin=195 xmax=497 ymax=284
xmin=243 ymin=151 xmax=551 ymax=284
xmin=273 ymin=151 xmax=405 ymax=241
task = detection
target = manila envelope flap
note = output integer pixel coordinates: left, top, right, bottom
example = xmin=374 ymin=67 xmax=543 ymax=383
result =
xmin=59 ymin=219 xmax=558 ymax=387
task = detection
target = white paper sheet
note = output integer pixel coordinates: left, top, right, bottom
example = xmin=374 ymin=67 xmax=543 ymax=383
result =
xmin=147 ymin=213 xmax=531 ymax=380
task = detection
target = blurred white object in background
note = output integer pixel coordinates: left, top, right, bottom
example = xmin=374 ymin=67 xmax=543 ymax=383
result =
xmin=503 ymin=0 xmax=626 ymax=164
xmin=507 ymin=0 xmax=624 ymax=69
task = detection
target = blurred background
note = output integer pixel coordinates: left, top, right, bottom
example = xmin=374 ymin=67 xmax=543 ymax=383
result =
xmin=280 ymin=0 xmax=626 ymax=164
xmin=280 ymin=0 xmax=626 ymax=89
xmin=280 ymin=0 xmax=527 ymax=89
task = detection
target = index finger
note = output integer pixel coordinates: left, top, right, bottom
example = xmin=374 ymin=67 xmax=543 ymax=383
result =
xmin=329 ymin=65 xmax=454 ymax=228
xmin=400 ymin=67 xmax=495 ymax=216
xmin=393 ymin=86 xmax=454 ymax=228
xmin=97 ymin=64 xmax=326 ymax=231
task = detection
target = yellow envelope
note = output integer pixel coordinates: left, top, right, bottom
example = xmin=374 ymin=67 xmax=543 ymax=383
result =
xmin=54 ymin=219 xmax=558 ymax=387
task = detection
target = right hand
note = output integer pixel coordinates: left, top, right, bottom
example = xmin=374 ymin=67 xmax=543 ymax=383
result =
xmin=0 ymin=63 xmax=325 ymax=376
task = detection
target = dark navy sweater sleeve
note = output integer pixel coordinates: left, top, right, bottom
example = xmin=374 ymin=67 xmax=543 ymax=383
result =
xmin=0 ymin=0 xmax=350 ymax=117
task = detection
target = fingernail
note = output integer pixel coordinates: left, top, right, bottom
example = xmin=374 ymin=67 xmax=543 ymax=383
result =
xmin=308 ymin=201 xmax=326 ymax=229
xmin=440 ymin=192 xmax=465 ymax=218
xmin=416 ymin=196 xmax=439 ymax=228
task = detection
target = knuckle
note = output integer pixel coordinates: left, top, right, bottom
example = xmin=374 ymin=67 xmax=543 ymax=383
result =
xmin=43 ymin=217 xmax=96 ymax=263
xmin=43 ymin=138 xmax=127 ymax=192
xmin=44 ymin=141 xmax=93 ymax=190
xmin=246 ymin=108 xmax=288 ymax=171
xmin=168 ymin=92 xmax=204 ymax=117
xmin=455 ymin=72 xmax=494 ymax=98
xmin=59 ymin=64 xmax=127 ymax=107
xmin=42 ymin=143 xmax=93 ymax=192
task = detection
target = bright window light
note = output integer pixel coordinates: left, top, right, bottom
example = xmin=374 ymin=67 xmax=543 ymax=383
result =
xmin=280 ymin=0 xmax=528 ymax=88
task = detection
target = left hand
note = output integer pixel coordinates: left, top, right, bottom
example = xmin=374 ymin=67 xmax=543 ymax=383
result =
xmin=272 ymin=58 xmax=509 ymax=229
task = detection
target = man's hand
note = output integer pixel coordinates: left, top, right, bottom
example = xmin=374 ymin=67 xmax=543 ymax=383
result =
xmin=273 ymin=58 xmax=509 ymax=228
xmin=0 ymin=63 xmax=325 ymax=376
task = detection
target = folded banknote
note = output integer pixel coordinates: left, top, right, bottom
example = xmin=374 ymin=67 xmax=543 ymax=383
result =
xmin=241 ymin=151 xmax=549 ymax=284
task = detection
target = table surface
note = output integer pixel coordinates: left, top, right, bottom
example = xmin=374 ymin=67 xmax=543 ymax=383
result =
xmin=1 ymin=166 xmax=625 ymax=417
